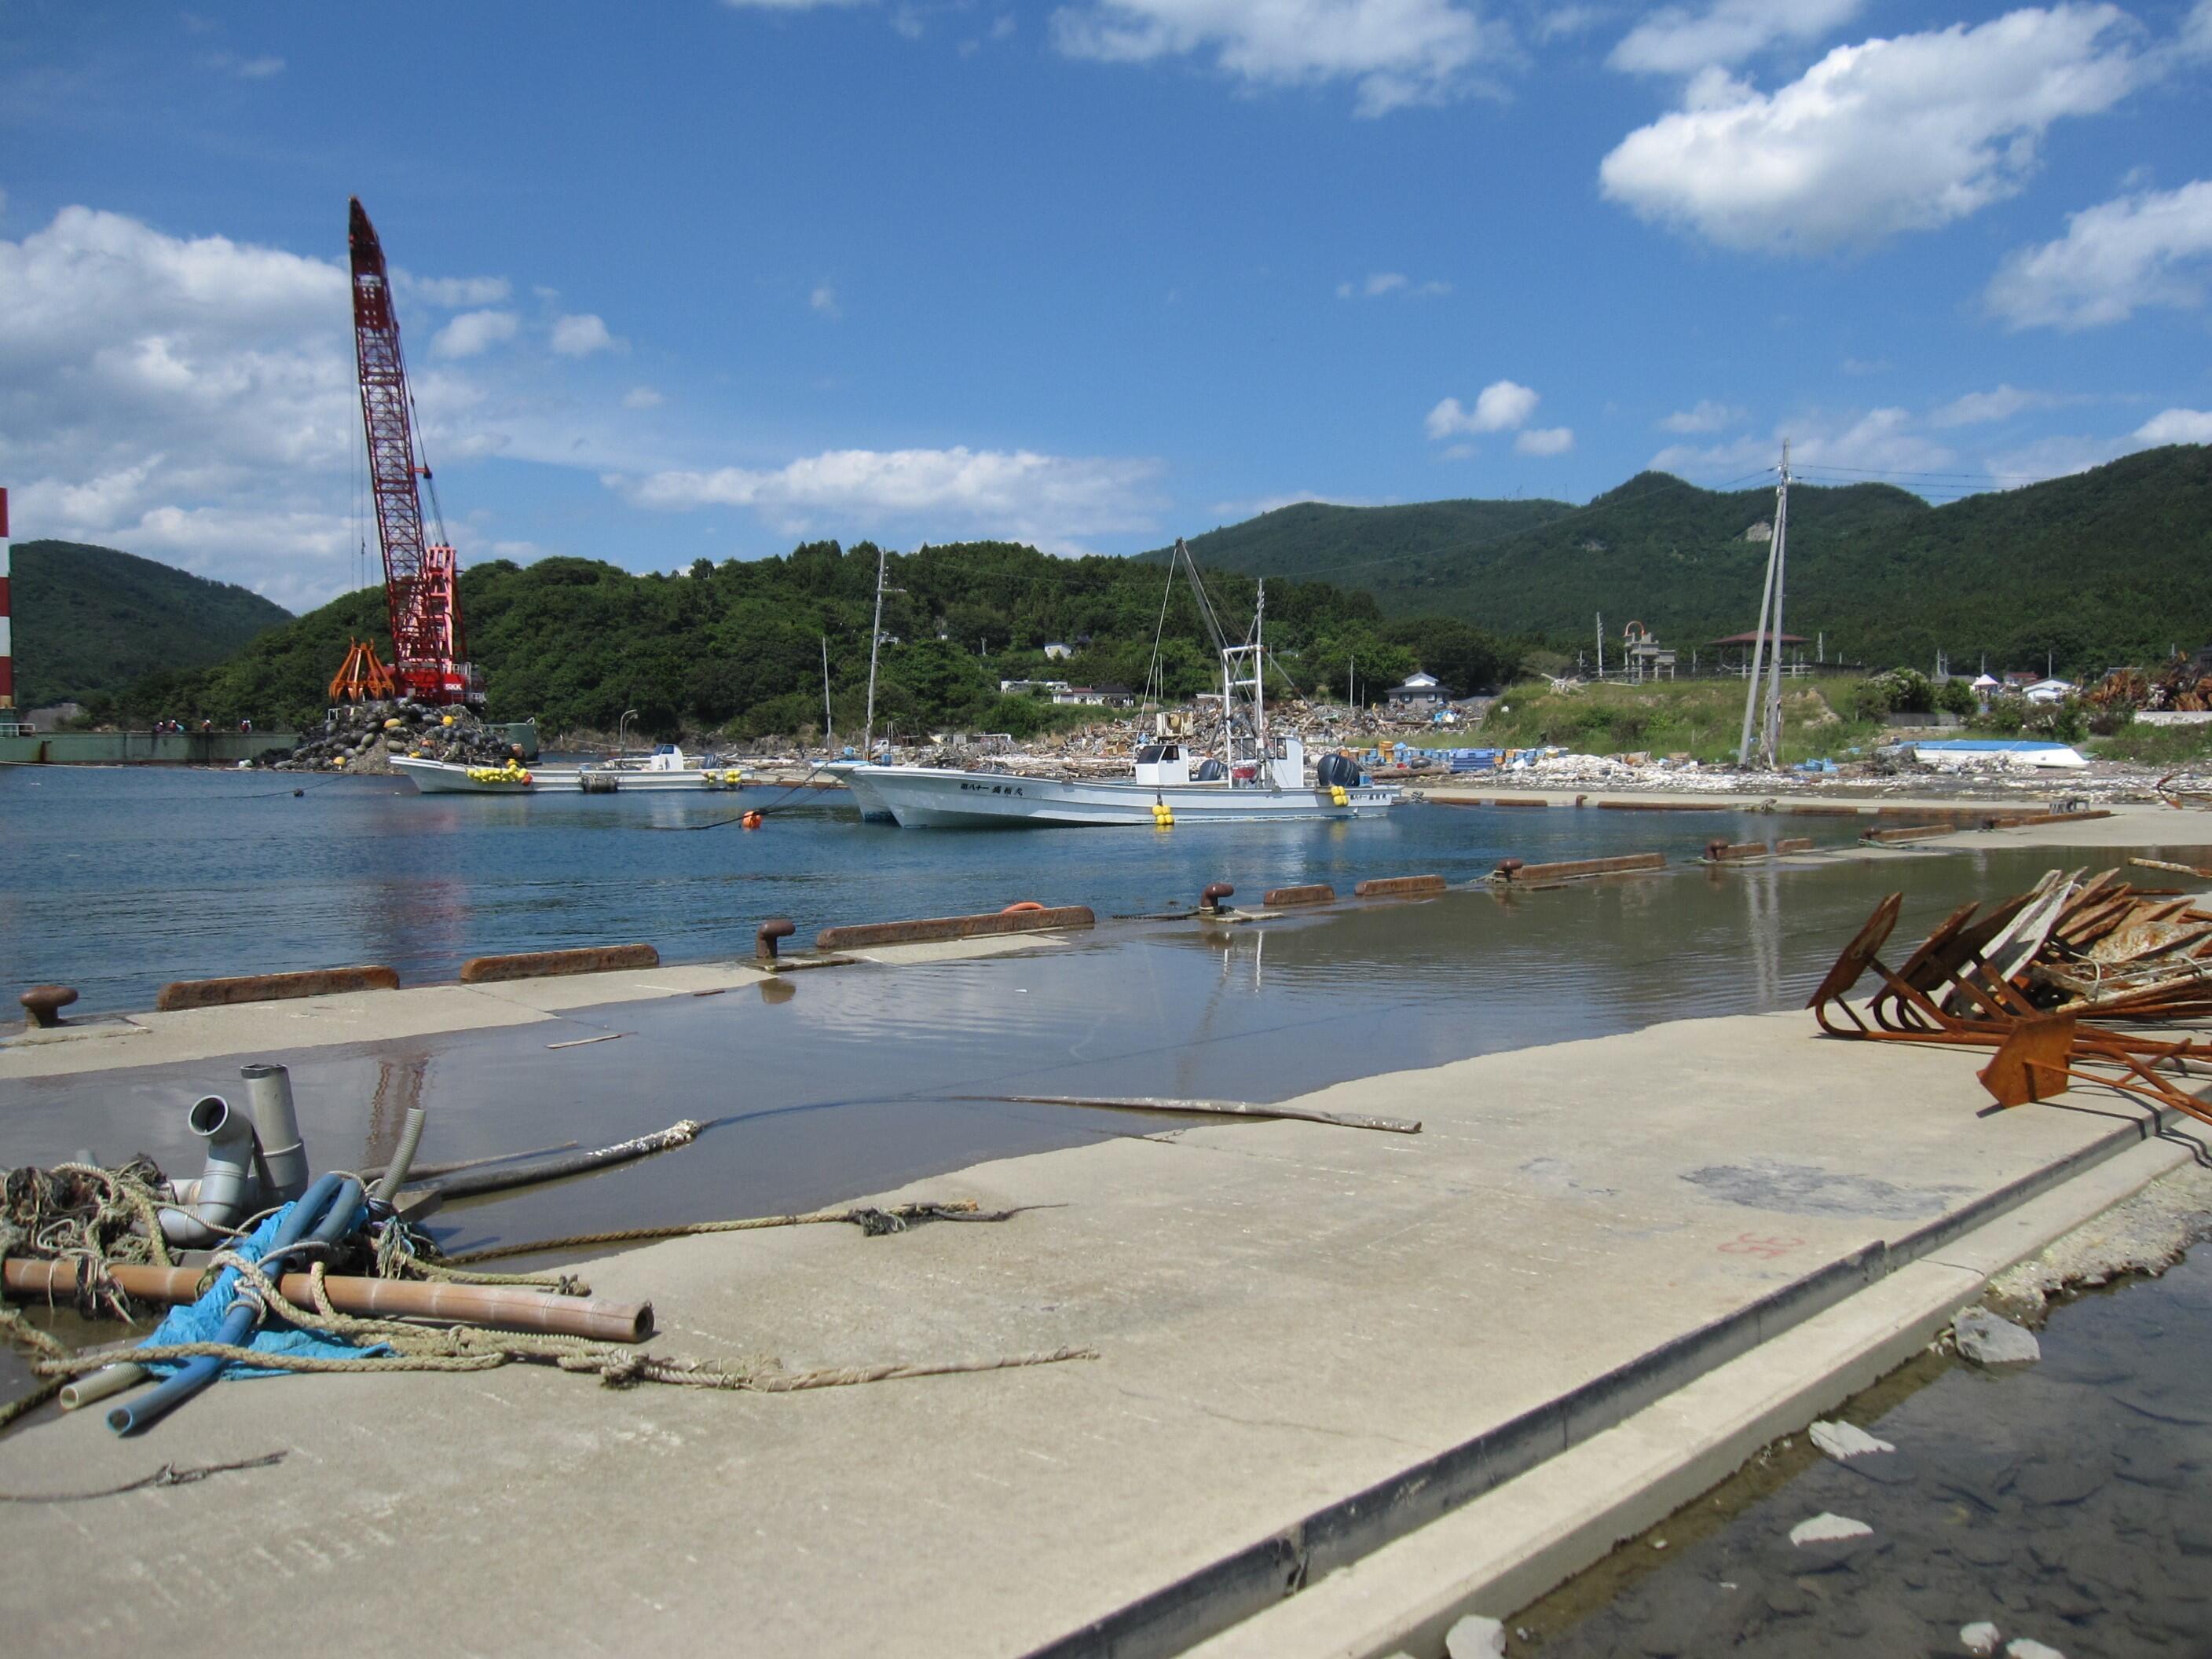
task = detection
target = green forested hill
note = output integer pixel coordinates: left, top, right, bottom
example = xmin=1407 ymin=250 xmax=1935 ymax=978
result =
xmin=123 ymin=540 xmax=1509 ymax=738
xmin=1155 ymin=497 xmax=1577 ymax=583
xmin=1170 ymin=445 xmax=2212 ymax=676
xmin=9 ymin=540 xmax=291 ymax=710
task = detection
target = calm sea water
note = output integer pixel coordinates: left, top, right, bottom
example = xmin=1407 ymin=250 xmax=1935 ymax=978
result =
xmin=1 ymin=765 xmax=1802 ymax=1011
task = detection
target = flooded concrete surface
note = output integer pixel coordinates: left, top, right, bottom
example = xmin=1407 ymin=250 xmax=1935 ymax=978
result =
xmin=1508 ymin=1238 xmax=2212 ymax=1658
xmin=6 ymin=841 xmax=2207 ymax=1261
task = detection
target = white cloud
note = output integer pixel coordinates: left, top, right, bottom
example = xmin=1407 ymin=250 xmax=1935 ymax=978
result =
xmin=1599 ymin=6 xmax=2145 ymax=253
xmin=810 ymin=284 xmax=841 ymax=317
xmin=620 ymin=446 xmax=1165 ymax=546
xmin=234 ymin=54 xmax=284 ymax=79
xmin=1986 ymin=178 xmax=2212 ymax=329
xmin=1514 ymin=425 xmax=1575 ymax=456
xmin=1610 ymin=0 xmax=1860 ymax=75
xmin=621 ymin=386 xmax=665 ymax=410
xmin=430 ymin=309 xmax=519 ymax=360
xmin=1929 ymin=385 xmax=2063 ymax=427
xmin=1339 ymin=269 xmax=1449 ymax=298
xmin=2137 ymin=407 xmax=2212 ymax=443
xmin=2185 ymin=0 xmax=2212 ymax=56
xmin=1427 ymin=378 xmax=1541 ymax=438
xmin=400 ymin=272 xmax=514 ymax=308
xmin=0 ymin=203 xmax=610 ymax=610
xmin=1536 ymin=5 xmax=1602 ymax=42
xmin=550 ymin=313 xmax=617 ymax=355
xmin=1660 ymin=398 xmax=1745 ymax=433
xmin=1049 ymin=0 xmax=1501 ymax=115
xmin=1651 ymin=407 xmax=1955 ymax=478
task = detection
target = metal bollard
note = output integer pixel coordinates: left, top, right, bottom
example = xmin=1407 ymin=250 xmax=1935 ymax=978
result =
xmin=756 ymin=917 xmax=797 ymax=961
xmin=20 ymin=984 xmax=77 ymax=1029
xmin=1200 ymin=883 xmax=1235 ymax=916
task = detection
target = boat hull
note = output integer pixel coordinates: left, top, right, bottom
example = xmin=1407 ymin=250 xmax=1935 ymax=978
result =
xmin=846 ymin=765 xmax=1397 ymax=827
xmin=393 ymin=758 xmax=749 ymax=794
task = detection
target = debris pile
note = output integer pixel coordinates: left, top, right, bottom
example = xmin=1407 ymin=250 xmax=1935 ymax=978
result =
xmin=2 ymin=1066 xmax=1081 ymax=1438
xmin=1807 ymin=863 xmax=2212 ymax=1129
xmin=259 ymin=701 xmax=522 ymax=774
xmin=2090 ymin=652 xmax=2210 ymax=712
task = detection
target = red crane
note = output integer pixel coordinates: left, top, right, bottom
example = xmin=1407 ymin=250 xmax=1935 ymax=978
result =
xmin=332 ymin=196 xmax=484 ymax=708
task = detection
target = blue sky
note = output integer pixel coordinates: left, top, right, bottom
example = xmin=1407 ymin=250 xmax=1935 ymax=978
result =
xmin=2 ymin=0 xmax=2209 ymax=610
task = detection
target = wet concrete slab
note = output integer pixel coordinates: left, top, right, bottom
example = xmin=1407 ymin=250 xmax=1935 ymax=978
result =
xmin=0 ymin=1000 xmax=2192 ymax=1659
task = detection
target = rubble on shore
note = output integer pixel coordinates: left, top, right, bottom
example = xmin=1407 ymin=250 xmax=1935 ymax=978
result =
xmin=255 ymin=702 xmax=522 ymax=775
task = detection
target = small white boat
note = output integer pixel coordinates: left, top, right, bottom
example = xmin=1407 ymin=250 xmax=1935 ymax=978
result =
xmin=394 ymin=745 xmax=750 ymax=795
xmin=1910 ymin=739 xmax=2089 ymax=772
xmin=836 ymin=539 xmax=1399 ymax=829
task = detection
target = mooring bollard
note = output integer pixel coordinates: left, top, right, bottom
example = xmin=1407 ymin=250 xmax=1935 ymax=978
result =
xmin=1706 ymin=839 xmax=1730 ymax=863
xmin=1200 ymin=882 xmax=1235 ymax=916
xmin=757 ymin=917 xmax=797 ymax=961
xmin=1495 ymin=858 xmax=1525 ymax=881
xmin=20 ymin=984 xmax=78 ymax=1029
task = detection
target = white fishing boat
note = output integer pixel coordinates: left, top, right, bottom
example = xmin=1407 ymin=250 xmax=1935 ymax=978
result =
xmin=837 ymin=540 xmax=1398 ymax=829
xmin=394 ymin=745 xmax=750 ymax=795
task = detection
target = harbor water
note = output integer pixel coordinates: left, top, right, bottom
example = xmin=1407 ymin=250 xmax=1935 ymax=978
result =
xmin=1511 ymin=1238 xmax=2212 ymax=1657
xmin=1 ymin=765 xmax=1819 ymax=1012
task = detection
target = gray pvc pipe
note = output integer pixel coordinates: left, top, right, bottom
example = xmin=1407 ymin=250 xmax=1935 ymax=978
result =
xmin=371 ymin=1105 xmax=427 ymax=1204
xmin=59 ymin=1361 xmax=148 ymax=1411
xmin=241 ymin=1062 xmax=311 ymax=1204
xmin=157 ymin=1094 xmax=261 ymax=1247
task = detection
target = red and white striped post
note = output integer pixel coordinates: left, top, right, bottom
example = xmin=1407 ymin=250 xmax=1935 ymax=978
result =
xmin=0 ymin=487 xmax=14 ymax=715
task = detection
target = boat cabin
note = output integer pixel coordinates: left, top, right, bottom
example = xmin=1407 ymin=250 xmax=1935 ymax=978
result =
xmin=1133 ymin=742 xmax=1190 ymax=786
xmin=643 ymin=744 xmax=690 ymax=771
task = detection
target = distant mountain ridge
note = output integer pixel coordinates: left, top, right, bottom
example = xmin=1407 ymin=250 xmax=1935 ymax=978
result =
xmin=7 ymin=540 xmax=291 ymax=710
xmin=1157 ymin=446 xmax=2212 ymax=675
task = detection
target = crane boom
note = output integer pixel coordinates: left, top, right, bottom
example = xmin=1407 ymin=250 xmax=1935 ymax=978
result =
xmin=348 ymin=196 xmax=482 ymax=706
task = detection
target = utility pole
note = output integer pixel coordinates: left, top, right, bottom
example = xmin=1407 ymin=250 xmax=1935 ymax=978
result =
xmin=821 ymin=636 xmax=834 ymax=745
xmin=1738 ymin=442 xmax=1790 ymax=767
xmin=1595 ymin=613 xmax=1605 ymax=679
xmin=1762 ymin=441 xmax=1792 ymax=767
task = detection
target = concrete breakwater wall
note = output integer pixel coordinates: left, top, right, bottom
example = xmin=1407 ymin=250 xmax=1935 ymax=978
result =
xmin=0 ymin=729 xmax=298 ymax=766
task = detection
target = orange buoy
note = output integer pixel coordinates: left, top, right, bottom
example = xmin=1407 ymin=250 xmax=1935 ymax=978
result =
xmin=742 ymin=810 xmax=764 ymax=830
xmin=1001 ymin=900 xmax=1046 ymax=914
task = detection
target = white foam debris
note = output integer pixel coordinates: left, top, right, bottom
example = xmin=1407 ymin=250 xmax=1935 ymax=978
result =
xmin=1445 ymin=1613 xmax=1507 ymax=1658
xmin=1789 ymin=1512 xmax=1873 ymax=1546
xmin=1809 ymin=1419 xmax=1896 ymax=1460
xmin=1961 ymin=1621 xmax=2001 ymax=1655
xmin=2005 ymin=1640 xmax=2066 ymax=1659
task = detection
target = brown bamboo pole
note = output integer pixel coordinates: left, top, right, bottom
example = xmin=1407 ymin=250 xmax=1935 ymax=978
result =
xmin=2 ymin=1260 xmax=651 ymax=1343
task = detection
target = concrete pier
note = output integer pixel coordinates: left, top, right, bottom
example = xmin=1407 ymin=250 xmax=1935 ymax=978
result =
xmin=1 ymin=920 xmax=2202 ymax=1657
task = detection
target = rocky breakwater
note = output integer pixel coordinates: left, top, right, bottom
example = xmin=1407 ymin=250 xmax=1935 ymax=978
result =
xmin=257 ymin=702 xmax=523 ymax=775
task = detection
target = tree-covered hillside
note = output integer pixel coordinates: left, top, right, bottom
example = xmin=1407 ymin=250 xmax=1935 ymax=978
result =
xmin=119 ymin=540 xmax=1519 ymax=738
xmin=1173 ymin=446 xmax=2212 ymax=679
xmin=8 ymin=540 xmax=291 ymax=709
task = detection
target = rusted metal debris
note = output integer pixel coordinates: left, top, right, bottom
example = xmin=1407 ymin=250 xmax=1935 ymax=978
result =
xmin=1807 ymin=868 xmax=2212 ymax=1127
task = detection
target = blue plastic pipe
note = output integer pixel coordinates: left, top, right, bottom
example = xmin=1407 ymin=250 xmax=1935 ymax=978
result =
xmin=109 ymin=1173 xmax=365 ymax=1436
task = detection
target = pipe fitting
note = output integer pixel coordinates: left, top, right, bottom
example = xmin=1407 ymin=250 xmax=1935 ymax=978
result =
xmin=158 ymin=1094 xmax=262 ymax=1248
xmin=241 ymin=1064 xmax=310 ymax=1205
xmin=756 ymin=917 xmax=796 ymax=961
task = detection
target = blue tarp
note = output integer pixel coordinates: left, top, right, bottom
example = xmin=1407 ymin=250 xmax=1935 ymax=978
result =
xmin=138 ymin=1204 xmax=393 ymax=1380
xmin=1911 ymin=739 xmax=2075 ymax=753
